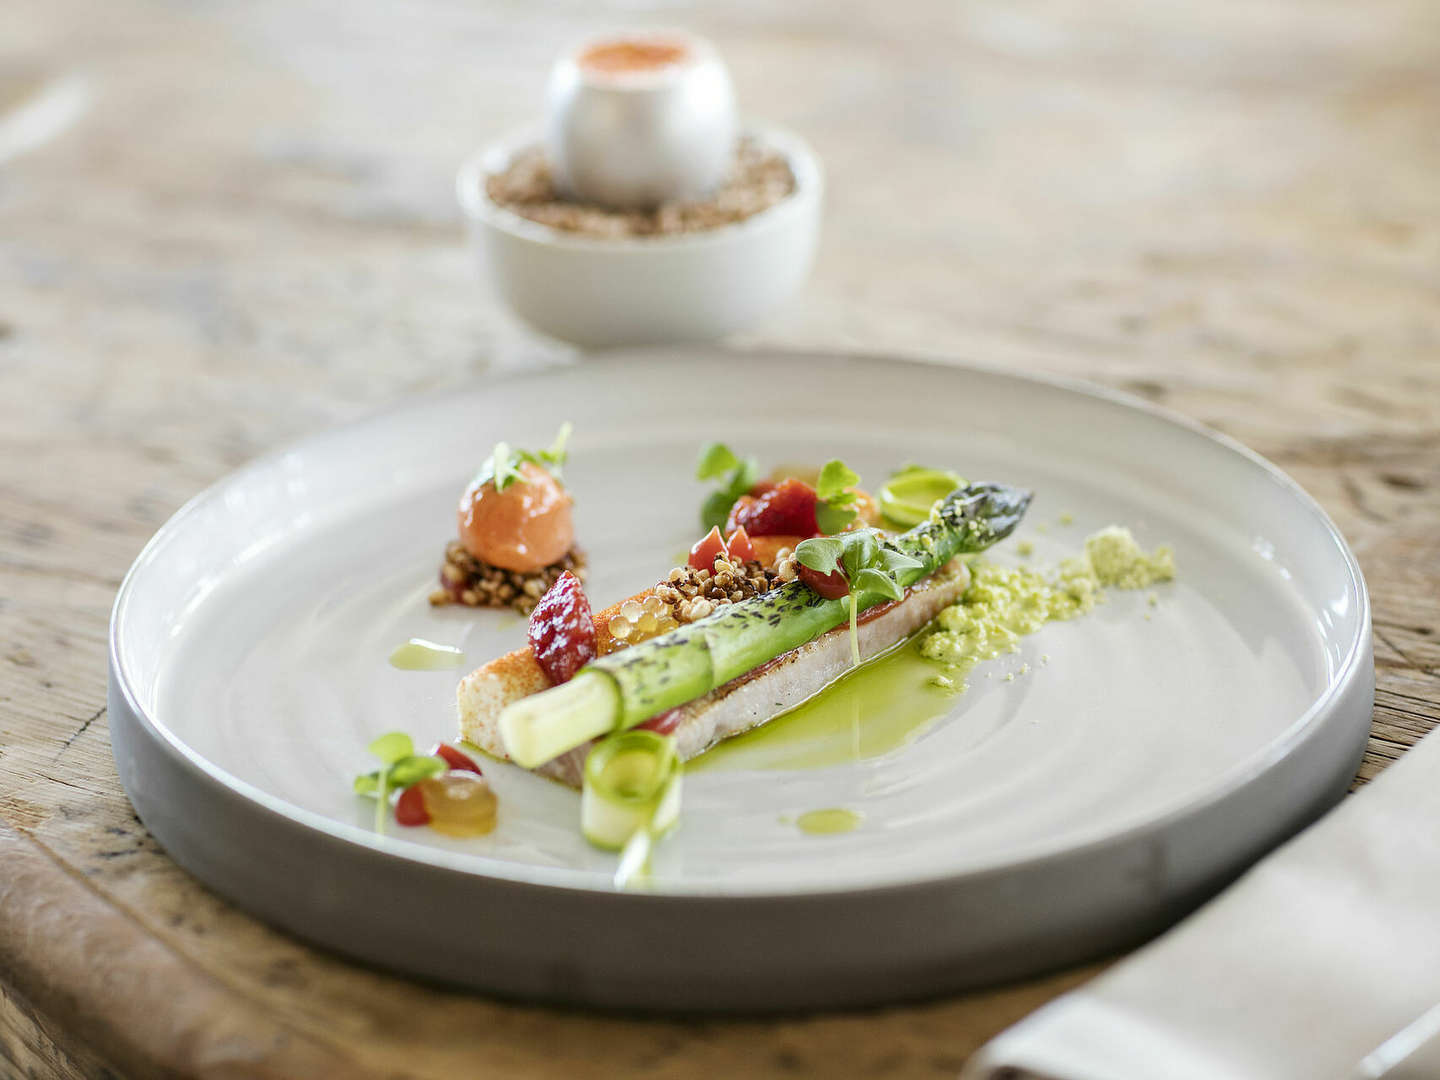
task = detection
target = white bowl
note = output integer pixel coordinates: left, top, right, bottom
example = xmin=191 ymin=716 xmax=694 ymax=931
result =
xmin=457 ymin=125 xmax=822 ymax=349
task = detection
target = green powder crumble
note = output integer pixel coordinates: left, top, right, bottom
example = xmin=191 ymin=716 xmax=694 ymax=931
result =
xmin=920 ymin=525 xmax=1174 ymax=678
xmin=1081 ymin=526 xmax=1175 ymax=589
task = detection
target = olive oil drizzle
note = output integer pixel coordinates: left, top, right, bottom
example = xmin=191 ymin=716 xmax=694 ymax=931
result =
xmin=795 ymin=808 xmax=863 ymax=835
xmin=689 ymin=636 xmax=956 ymax=772
xmin=389 ymin=638 xmax=466 ymax=671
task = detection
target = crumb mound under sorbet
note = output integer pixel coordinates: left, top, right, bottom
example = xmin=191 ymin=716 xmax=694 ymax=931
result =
xmin=431 ymin=541 xmax=587 ymax=615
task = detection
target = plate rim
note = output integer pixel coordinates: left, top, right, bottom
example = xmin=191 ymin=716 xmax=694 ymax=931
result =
xmin=110 ymin=347 xmax=1373 ymax=902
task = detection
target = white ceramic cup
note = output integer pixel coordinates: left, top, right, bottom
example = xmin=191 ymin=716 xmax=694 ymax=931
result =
xmin=458 ymin=125 xmax=823 ymax=350
xmin=545 ymin=33 xmax=736 ymax=210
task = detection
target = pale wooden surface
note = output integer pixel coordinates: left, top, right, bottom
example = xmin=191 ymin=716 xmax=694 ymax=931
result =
xmin=3 ymin=0 xmax=1439 ymax=1076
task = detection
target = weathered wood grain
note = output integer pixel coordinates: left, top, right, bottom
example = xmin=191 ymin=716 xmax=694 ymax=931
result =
xmin=2 ymin=0 xmax=1438 ymax=1075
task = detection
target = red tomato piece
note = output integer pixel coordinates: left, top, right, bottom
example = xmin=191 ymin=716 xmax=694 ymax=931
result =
xmin=688 ymin=526 xmax=729 ymax=571
xmin=726 ymin=479 xmax=820 ymax=538
xmin=799 ymin=563 xmax=850 ymax=599
xmin=528 ymin=571 xmax=597 ymax=684
xmin=394 ymin=785 xmax=431 ymax=826
xmin=747 ymin=479 xmax=777 ymax=498
xmin=432 ymin=742 xmax=482 ymax=775
xmin=638 ymin=708 xmax=683 ymax=735
xmin=724 ymin=495 xmax=755 ymax=534
xmin=724 ymin=526 xmax=757 ymax=564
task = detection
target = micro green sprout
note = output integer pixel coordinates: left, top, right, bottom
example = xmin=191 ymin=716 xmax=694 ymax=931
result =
xmin=474 ymin=422 xmax=573 ymax=493
xmin=353 ymin=732 xmax=447 ymax=834
xmin=795 ymin=528 xmax=925 ymax=664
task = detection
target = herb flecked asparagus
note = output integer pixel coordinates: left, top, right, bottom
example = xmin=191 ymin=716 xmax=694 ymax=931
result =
xmin=499 ymin=482 xmax=1032 ymax=767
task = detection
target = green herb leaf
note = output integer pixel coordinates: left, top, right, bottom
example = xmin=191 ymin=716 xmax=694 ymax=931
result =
xmin=840 ymin=529 xmax=880 ymax=577
xmin=473 ymin=423 xmax=574 ymax=493
xmin=797 ymin=529 xmax=921 ymax=607
xmin=490 ymin=442 xmax=523 ymax=491
xmin=695 ymin=443 xmax=761 ymax=532
xmin=733 ymin=459 xmax=760 ymax=495
xmin=813 ymin=458 xmax=861 ymax=535
xmin=853 ymin=567 xmax=905 ymax=602
xmin=353 ymin=771 xmax=382 ymax=795
xmin=538 ymin=421 xmax=573 ymax=472
xmin=355 ymin=738 xmax=448 ymax=815
xmin=794 ymin=527 xmax=913 ymax=666
xmin=815 ymin=501 xmax=858 ymax=535
xmin=696 ymin=442 xmax=741 ymax=481
xmin=388 ymin=754 xmax=448 ymax=788
xmin=701 ymin=491 xmax=738 ymax=533
xmin=878 ymin=546 xmax=926 ymax=576
xmin=367 ymin=731 xmax=414 ymax=765
xmin=816 ymin=459 xmax=860 ymax=501
xmin=795 ymin=536 xmax=844 ymax=575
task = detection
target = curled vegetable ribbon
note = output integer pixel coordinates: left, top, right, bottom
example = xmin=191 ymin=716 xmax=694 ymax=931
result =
xmin=879 ymin=467 xmax=964 ymax=528
xmin=581 ymin=729 xmax=683 ymax=887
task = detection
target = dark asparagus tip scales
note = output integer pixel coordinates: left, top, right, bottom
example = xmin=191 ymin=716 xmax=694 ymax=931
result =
xmin=891 ymin=480 xmax=1032 ymax=584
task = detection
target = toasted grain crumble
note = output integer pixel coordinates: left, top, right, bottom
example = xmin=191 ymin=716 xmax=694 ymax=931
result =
xmin=430 ymin=541 xmax=586 ymax=614
xmin=606 ymin=556 xmax=783 ymax=650
xmin=655 ymin=557 xmax=780 ymax=624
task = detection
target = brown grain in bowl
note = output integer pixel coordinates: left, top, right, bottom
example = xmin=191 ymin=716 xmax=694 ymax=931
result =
xmin=485 ymin=138 xmax=796 ymax=238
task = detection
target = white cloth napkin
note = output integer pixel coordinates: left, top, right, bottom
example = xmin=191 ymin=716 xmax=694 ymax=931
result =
xmin=963 ymin=729 xmax=1440 ymax=1080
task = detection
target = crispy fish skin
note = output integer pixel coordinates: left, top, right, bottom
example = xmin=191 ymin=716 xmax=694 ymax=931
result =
xmin=457 ymin=562 xmax=968 ymax=787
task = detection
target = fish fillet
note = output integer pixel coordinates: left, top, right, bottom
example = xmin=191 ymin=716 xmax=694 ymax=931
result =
xmin=457 ymin=561 xmax=968 ymax=787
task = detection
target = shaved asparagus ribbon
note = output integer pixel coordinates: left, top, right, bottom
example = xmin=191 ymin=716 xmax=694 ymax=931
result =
xmin=878 ymin=466 xmax=964 ymax=527
xmin=580 ymin=730 xmax=682 ymax=887
xmin=501 ymin=671 xmax=617 ymax=770
xmin=614 ymin=827 xmax=655 ymax=890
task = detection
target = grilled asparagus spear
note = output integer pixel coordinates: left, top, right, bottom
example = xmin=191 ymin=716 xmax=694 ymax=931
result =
xmin=500 ymin=481 xmax=1031 ymax=767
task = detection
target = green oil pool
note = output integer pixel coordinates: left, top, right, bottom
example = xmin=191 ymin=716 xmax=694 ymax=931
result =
xmin=794 ymin=808 xmax=864 ymax=835
xmin=389 ymin=638 xmax=465 ymax=671
xmin=688 ymin=636 xmax=956 ymax=773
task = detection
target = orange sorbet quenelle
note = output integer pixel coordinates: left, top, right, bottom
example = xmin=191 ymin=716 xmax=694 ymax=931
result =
xmin=459 ymin=460 xmax=574 ymax=573
xmin=431 ymin=424 xmax=584 ymax=613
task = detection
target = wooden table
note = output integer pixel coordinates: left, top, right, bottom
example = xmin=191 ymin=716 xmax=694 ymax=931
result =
xmin=3 ymin=0 xmax=1437 ymax=1075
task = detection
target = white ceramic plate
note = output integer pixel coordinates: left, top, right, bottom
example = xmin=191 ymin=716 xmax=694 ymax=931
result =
xmin=109 ymin=351 xmax=1372 ymax=1010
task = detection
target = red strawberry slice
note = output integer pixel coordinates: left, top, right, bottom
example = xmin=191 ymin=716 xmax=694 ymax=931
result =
xmin=528 ymin=571 xmax=597 ymax=684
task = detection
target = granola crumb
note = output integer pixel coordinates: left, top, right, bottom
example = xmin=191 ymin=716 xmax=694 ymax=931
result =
xmin=485 ymin=138 xmax=796 ymax=238
xmin=604 ymin=557 xmax=783 ymax=651
xmin=429 ymin=541 xmax=586 ymax=614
